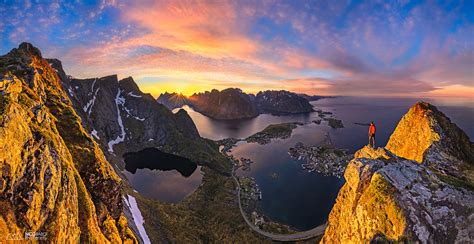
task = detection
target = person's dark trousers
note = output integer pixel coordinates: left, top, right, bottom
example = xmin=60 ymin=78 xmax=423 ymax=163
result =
xmin=369 ymin=134 xmax=376 ymax=148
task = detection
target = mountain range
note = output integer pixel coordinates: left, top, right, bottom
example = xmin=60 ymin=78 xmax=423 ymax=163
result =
xmin=157 ymin=88 xmax=315 ymax=120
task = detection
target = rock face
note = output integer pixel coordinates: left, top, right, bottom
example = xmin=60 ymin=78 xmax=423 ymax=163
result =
xmin=386 ymin=102 xmax=474 ymax=183
xmin=255 ymin=90 xmax=314 ymax=114
xmin=322 ymin=102 xmax=474 ymax=243
xmin=0 ymin=43 xmax=136 ymax=242
xmin=156 ymin=92 xmax=189 ymax=110
xmin=55 ymin=69 xmax=228 ymax=174
xmin=186 ymin=88 xmax=314 ymax=120
xmin=188 ymin=88 xmax=258 ymax=120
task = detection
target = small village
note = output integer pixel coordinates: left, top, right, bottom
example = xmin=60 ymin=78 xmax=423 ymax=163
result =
xmin=288 ymin=142 xmax=352 ymax=178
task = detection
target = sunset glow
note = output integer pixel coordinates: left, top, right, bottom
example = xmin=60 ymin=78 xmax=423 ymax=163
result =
xmin=1 ymin=0 xmax=472 ymax=98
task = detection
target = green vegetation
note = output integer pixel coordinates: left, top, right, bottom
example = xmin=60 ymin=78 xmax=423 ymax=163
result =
xmin=435 ymin=172 xmax=474 ymax=191
xmin=256 ymin=123 xmax=297 ymax=135
xmin=246 ymin=122 xmax=300 ymax=144
xmin=0 ymin=95 xmax=10 ymax=123
xmin=162 ymin=129 xmax=232 ymax=174
xmin=131 ymin=166 xmax=267 ymax=243
xmin=325 ymin=118 xmax=344 ymax=129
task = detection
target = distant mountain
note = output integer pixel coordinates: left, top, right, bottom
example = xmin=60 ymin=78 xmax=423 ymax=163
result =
xmin=255 ymin=90 xmax=314 ymax=115
xmin=298 ymin=93 xmax=335 ymax=101
xmin=157 ymin=88 xmax=316 ymax=120
xmin=188 ymin=88 xmax=258 ymax=120
xmin=156 ymin=92 xmax=189 ymax=110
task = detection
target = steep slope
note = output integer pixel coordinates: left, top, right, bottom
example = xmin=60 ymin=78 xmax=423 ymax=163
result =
xmin=0 ymin=43 xmax=136 ymax=242
xmin=386 ymin=102 xmax=474 ymax=183
xmin=255 ymin=90 xmax=314 ymax=114
xmin=188 ymin=88 xmax=258 ymax=120
xmin=51 ymin=68 xmax=229 ymax=173
xmin=322 ymin=102 xmax=473 ymax=243
xmin=156 ymin=92 xmax=189 ymax=110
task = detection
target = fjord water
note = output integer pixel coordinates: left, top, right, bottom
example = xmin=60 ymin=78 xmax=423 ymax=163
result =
xmin=123 ymin=148 xmax=203 ymax=203
xmin=180 ymin=96 xmax=474 ymax=231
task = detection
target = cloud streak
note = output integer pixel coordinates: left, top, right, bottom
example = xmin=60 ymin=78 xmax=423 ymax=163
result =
xmin=0 ymin=0 xmax=472 ymax=97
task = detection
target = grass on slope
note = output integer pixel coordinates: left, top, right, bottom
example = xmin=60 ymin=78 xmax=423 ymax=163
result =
xmin=130 ymin=166 xmax=268 ymax=243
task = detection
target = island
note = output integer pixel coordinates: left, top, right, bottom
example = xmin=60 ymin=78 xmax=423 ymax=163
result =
xmin=288 ymin=142 xmax=352 ymax=177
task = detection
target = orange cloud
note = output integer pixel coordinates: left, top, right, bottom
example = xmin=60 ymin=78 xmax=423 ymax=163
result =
xmin=121 ymin=0 xmax=259 ymax=59
xmin=423 ymin=85 xmax=474 ymax=98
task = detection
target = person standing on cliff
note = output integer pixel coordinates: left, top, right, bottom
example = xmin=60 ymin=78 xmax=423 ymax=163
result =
xmin=368 ymin=122 xmax=376 ymax=148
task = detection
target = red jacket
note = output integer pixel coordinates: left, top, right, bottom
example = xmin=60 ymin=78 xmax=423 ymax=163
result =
xmin=369 ymin=124 xmax=376 ymax=135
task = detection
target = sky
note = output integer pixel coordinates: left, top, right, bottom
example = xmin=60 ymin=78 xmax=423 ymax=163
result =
xmin=0 ymin=0 xmax=473 ymax=98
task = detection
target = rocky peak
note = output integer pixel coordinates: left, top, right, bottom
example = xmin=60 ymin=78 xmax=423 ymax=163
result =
xmin=64 ymin=73 xmax=227 ymax=173
xmin=255 ymin=90 xmax=314 ymax=114
xmin=322 ymin=102 xmax=474 ymax=243
xmin=386 ymin=101 xmax=473 ymax=183
xmin=156 ymin=92 xmax=189 ymax=110
xmin=0 ymin=43 xmax=136 ymax=242
xmin=119 ymin=76 xmax=141 ymax=93
xmin=12 ymin=42 xmax=43 ymax=59
xmin=188 ymin=88 xmax=258 ymax=120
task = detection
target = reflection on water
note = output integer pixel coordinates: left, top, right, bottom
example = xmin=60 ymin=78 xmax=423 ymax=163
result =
xmin=178 ymin=97 xmax=474 ymax=230
xmin=123 ymin=148 xmax=202 ymax=203
xmin=174 ymin=105 xmax=314 ymax=140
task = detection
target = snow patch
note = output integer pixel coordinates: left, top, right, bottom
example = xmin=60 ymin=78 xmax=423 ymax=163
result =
xmin=123 ymin=105 xmax=146 ymax=121
xmin=91 ymin=129 xmax=100 ymax=140
xmin=83 ymin=88 xmax=100 ymax=115
xmin=128 ymin=91 xmax=142 ymax=98
xmin=67 ymin=87 xmax=74 ymax=97
xmin=107 ymin=89 xmax=126 ymax=153
xmin=124 ymin=195 xmax=150 ymax=244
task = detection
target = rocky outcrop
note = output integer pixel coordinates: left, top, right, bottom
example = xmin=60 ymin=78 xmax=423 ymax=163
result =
xmin=255 ymin=90 xmax=314 ymax=114
xmin=0 ymin=43 xmax=136 ymax=242
xmin=322 ymin=103 xmax=474 ymax=243
xmin=189 ymin=88 xmax=258 ymax=120
xmin=156 ymin=92 xmax=189 ymax=110
xmin=386 ymin=102 xmax=474 ymax=183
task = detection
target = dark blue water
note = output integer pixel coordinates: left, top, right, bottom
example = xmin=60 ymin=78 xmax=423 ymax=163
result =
xmin=178 ymin=97 xmax=474 ymax=230
xmin=123 ymin=148 xmax=203 ymax=203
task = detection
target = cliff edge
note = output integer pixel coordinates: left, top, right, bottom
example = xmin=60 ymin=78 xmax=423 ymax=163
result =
xmin=0 ymin=43 xmax=136 ymax=242
xmin=322 ymin=102 xmax=473 ymax=243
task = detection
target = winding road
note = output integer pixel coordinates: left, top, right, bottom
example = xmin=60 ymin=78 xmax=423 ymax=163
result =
xmin=232 ymin=168 xmax=327 ymax=242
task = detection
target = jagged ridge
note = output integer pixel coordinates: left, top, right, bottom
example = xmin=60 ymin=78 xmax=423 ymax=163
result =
xmin=158 ymin=88 xmax=315 ymax=120
xmin=0 ymin=43 xmax=136 ymax=242
xmin=50 ymin=64 xmax=229 ymax=174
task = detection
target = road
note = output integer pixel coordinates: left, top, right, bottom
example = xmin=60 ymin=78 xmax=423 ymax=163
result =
xmin=232 ymin=169 xmax=327 ymax=242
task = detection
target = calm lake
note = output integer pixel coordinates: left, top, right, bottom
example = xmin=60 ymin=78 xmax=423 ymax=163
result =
xmin=179 ymin=96 xmax=474 ymax=231
xmin=123 ymin=148 xmax=203 ymax=203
